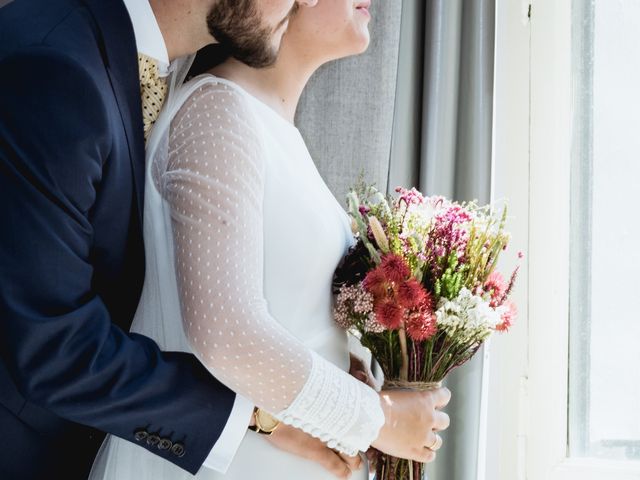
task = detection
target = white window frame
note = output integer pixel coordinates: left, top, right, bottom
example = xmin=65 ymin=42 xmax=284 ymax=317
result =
xmin=481 ymin=1 xmax=531 ymax=479
xmin=487 ymin=1 xmax=640 ymax=479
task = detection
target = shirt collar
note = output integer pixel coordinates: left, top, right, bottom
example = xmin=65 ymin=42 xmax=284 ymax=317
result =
xmin=122 ymin=0 xmax=170 ymax=76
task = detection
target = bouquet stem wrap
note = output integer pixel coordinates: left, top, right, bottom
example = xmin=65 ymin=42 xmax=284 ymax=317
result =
xmin=376 ymin=380 xmax=442 ymax=480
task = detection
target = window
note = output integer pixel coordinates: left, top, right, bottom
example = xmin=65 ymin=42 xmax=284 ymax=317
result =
xmin=488 ymin=1 xmax=640 ymax=478
xmin=569 ymin=0 xmax=640 ymax=462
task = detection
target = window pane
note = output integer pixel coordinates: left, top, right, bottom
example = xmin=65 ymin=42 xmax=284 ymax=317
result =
xmin=569 ymin=0 xmax=640 ymax=461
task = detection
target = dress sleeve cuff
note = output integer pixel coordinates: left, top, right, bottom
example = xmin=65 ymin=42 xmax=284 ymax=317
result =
xmin=201 ymin=394 xmax=254 ymax=473
xmin=276 ymin=351 xmax=384 ymax=456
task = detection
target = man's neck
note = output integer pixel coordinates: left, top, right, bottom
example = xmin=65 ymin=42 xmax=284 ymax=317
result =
xmin=149 ymin=0 xmax=215 ymax=61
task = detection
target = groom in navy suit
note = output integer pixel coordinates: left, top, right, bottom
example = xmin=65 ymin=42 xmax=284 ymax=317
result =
xmin=0 ymin=0 xmax=317 ymax=478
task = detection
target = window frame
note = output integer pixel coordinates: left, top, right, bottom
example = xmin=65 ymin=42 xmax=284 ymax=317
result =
xmin=488 ymin=0 xmax=640 ymax=479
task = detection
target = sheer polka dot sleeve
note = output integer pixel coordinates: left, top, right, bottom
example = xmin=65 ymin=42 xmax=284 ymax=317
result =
xmin=159 ymin=81 xmax=384 ymax=455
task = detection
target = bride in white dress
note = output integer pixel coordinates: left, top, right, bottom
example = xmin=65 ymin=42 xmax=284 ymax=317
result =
xmin=91 ymin=1 xmax=450 ymax=479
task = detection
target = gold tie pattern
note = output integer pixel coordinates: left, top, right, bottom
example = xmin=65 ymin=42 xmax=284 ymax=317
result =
xmin=138 ymin=53 xmax=168 ymax=141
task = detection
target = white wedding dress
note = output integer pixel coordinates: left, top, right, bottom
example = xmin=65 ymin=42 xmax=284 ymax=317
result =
xmin=89 ymin=71 xmax=383 ymax=480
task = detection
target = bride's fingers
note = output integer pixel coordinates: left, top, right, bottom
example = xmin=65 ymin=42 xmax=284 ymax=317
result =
xmin=351 ymin=369 xmax=369 ymax=384
xmin=266 ymin=424 xmax=352 ymax=479
xmin=433 ymin=387 xmax=452 ymax=409
xmin=434 ymin=410 xmax=450 ymax=431
xmin=307 ymin=442 xmax=352 ymax=479
xmin=338 ymin=451 xmax=363 ymax=472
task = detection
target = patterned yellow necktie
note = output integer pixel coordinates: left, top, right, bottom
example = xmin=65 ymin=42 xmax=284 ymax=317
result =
xmin=138 ymin=53 xmax=168 ymax=141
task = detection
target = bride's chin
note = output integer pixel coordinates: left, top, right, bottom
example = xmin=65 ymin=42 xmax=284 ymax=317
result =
xmin=358 ymin=33 xmax=371 ymax=53
xmin=331 ymin=37 xmax=371 ymax=61
xmin=349 ymin=32 xmax=371 ymax=56
xmin=312 ymin=29 xmax=371 ymax=63
xmin=339 ymin=27 xmax=372 ymax=56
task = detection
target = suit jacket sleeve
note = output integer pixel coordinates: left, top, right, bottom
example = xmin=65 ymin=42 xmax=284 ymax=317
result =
xmin=0 ymin=46 xmax=237 ymax=475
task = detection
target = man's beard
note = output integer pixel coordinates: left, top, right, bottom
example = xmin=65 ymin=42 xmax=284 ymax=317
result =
xmin=207 ymin=0 xmax=287 ymax=68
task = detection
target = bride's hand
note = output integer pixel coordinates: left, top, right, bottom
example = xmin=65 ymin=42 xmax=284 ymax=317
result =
xmin=265 ymin=423 xmax=363 ymax=479
xmin=348 ymin=353 xmax=376 ymax=389
xmin=371 ymin=388 xmax=451 ymax=463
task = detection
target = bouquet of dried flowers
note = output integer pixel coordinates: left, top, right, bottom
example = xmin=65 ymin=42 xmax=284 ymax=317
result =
xmin=333 ymin=183 xmax=520 ymax=480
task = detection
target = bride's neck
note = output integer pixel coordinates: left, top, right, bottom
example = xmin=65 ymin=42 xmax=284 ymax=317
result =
xmin=210 ymin=40 xmax=326 ymax=124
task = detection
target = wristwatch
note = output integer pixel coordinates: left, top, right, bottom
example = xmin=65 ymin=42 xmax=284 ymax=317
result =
xmin=248 ymin=408 xmax=280 ymax=435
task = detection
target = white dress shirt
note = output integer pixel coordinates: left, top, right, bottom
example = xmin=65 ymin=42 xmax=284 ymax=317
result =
xmin=121 ymin=0 xmax=255 ymax=473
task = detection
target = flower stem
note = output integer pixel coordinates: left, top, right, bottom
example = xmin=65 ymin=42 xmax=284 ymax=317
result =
xmin=399 ymin=328 xmax=409 ymax=381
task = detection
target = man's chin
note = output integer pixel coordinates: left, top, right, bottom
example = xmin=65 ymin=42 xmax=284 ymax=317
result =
xmin=235 ymin=42 xmax=280 ymax=68
xmin=235 ymin=51 xmax=277 ymax=69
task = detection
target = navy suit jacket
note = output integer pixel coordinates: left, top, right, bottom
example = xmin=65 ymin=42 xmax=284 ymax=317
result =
xmin=0 ymin=0 xmax=237 ymax=477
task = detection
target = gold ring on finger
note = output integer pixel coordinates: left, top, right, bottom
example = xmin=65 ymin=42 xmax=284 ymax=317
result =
xmin=426 ymin=434 xmax=443 ymax=451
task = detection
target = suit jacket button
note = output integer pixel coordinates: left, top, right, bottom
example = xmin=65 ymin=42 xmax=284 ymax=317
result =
xmin=171 ymin=442 xmax=186 ymax=457
xmin=158 ymin=438 xmax=173 ymax=451
xmin=146 ymin=434 xmax=160 ymax=446
xmin=134 ymin=429 xmax=148 ymax=442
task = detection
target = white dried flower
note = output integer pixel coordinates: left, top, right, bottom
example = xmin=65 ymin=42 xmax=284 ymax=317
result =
xmin=435 ymin=288 xmax=501 ymax=342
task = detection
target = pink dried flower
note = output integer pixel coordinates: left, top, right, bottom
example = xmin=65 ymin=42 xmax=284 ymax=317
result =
xmin=364 ymin=254 xmax=412 ymax=301
xmin=406 ymin=306 xmax=437 ymax=342
xmin=334 ymin=284 xmax=374 ymax=329
xmin=395 ymin=187 xmax=425 ymax=206
xmin=353 ymin=291 xmax=374 ymax=314
xmin=363 ymin=268 xmax=388 ymax=299
xmin=364 ymin=313 xmax=386 ymax=333
xmin=397 ymin=278 xmax=428 ymax=309
xmin=379 ymin=254 xmax=410 ymax=284
xmin=484 ymin=271 xmax=507 ymax=306
xmin=406 ymin=288 xmax=436 ymax=341
xmin=427 ymin=196 xmax=448 ymax=209
xmin=375 ymin=301 xmax=404 ymax=330
xmin=334 ymin=304 xmax=352 ymax=330
xmin=496 ymin=300 xmax=517 ymax=332
xmin=501 ymin=265 xmax=520 ymax=302
xmin=423 ymin=203 xmax=473 ymax=276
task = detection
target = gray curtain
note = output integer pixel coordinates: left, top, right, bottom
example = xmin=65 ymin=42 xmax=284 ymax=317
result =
xmin=396 ymin=2 xmax=496 ymax=480
xmin=297 ymin=1 xmax=495 ymax=479
xmin=391 ymin=0 xmax=495 ymax=200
